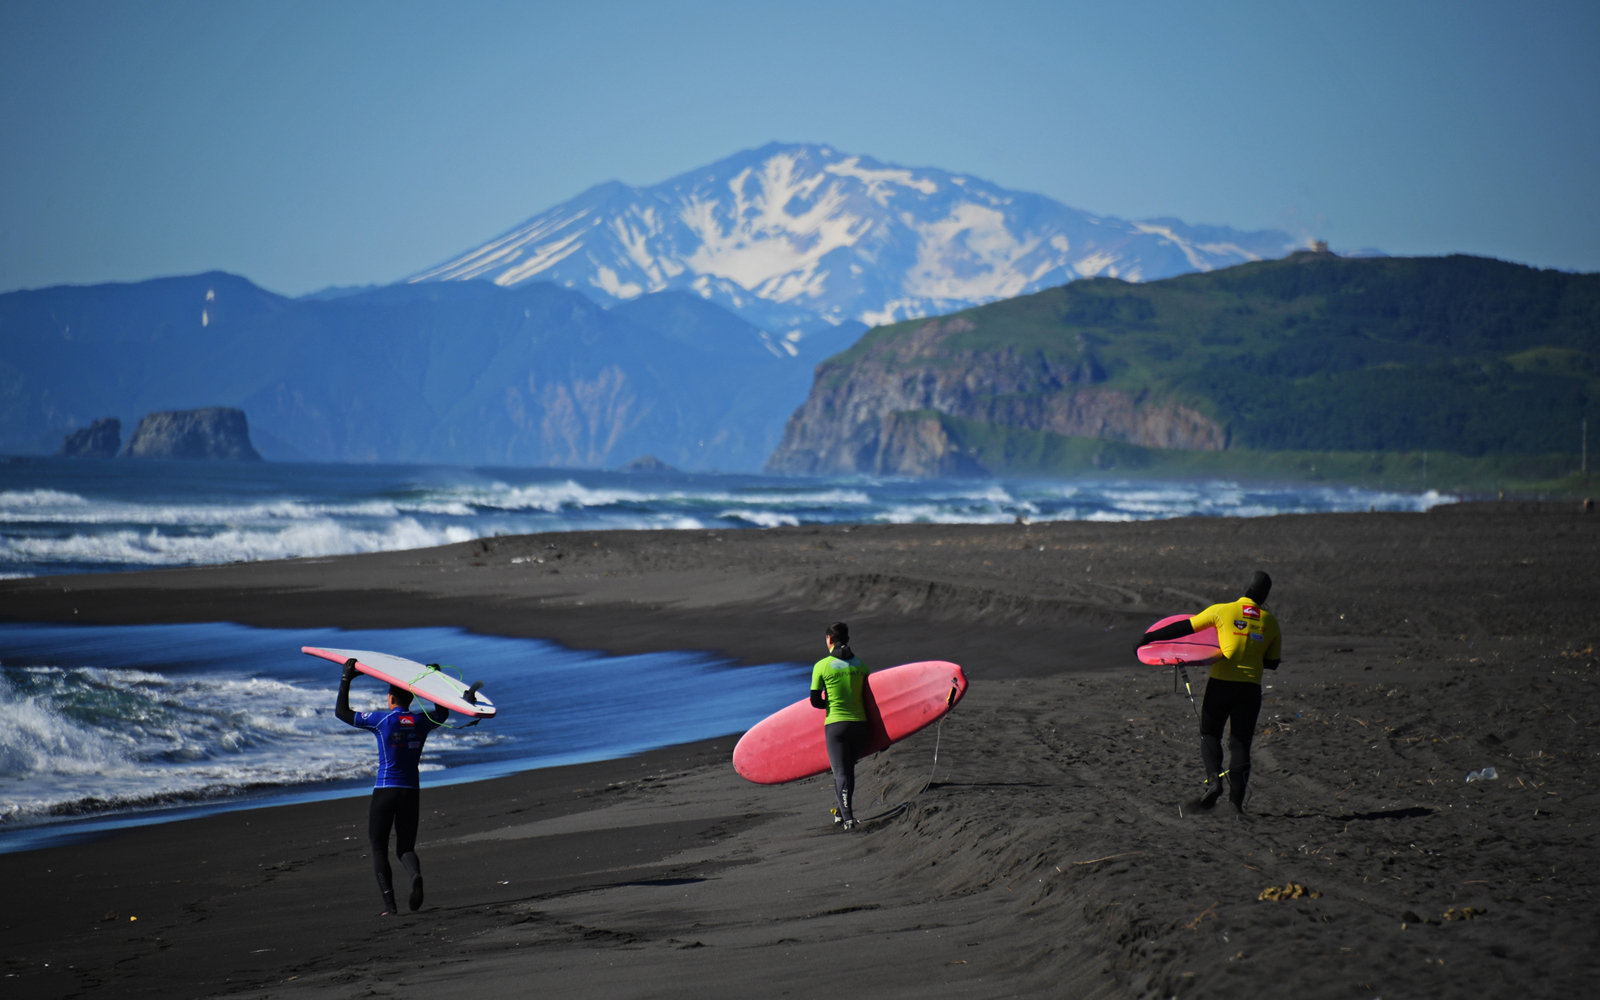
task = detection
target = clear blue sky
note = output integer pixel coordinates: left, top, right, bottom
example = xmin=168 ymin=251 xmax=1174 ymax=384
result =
xmin=3 ymin=0 xmax=1596 ymax=297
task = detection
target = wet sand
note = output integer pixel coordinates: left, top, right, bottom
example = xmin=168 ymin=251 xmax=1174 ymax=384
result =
xmin=2 ymin=502 xmax=1597 ymax=998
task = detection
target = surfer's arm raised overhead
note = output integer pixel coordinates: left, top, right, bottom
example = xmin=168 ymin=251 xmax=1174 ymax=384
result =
xmin=335 ymin=658 xmax=358 ymax=725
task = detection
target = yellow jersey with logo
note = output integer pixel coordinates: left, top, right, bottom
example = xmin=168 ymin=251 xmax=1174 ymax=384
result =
xmin=1191 ymin=597 xmax=1281 ymax=685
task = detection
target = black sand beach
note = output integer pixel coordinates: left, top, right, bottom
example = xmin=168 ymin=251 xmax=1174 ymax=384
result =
xmin=3 ymin=503 xmax=1598 ymax=998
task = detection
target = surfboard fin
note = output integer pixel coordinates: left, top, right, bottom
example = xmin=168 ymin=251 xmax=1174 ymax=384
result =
xmin=464 ymin=681 xmax=483 ymax=705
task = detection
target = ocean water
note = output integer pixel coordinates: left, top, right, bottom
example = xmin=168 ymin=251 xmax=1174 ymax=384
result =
xmin=0 ymin=457 xmax=1453 ymax=850
xmin=0 ymin=621 xmax=808 ymax=852
xmin=0 ymin=456 xmax=1455 ymax=578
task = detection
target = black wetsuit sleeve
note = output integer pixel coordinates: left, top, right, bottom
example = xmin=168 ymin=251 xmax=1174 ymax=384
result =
xmin=1264 ymin=657 xmax=1281 ymax=671
xmin=335 ymin=661 xmax=357 ymax=725
xmin=1138 ymin=618 xmax=1196 ymax=647
xmin=810 ymin=688 xmax=827 ymax=709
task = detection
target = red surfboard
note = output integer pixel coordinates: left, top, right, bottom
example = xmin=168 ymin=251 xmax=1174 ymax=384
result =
xmin=1136 ymin=614 xmax=1222 ymax=666
xmin=732 ymin=660 xmax=968 ymax=784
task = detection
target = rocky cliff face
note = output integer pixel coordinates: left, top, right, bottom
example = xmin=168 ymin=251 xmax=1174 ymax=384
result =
xmin=766 ymin=315 xmax=1225 ymax=476
xmin=58 ymin=418 xmax=121 ymax=458
xmin=123 ymin=408 xmax=262 ymax=461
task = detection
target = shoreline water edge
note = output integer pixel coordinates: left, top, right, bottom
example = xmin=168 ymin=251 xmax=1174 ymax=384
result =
xmin=0 ymin=503 xmax=1597 ymax=997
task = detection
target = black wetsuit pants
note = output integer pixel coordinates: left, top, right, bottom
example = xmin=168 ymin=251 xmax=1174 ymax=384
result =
xmin=1199 ymin=679 xmax=1262 ymax=805
xmin=824 ymin=721 xmax=868 ymax=822
xmin=369 ymin=787 xmax=423 ymax=909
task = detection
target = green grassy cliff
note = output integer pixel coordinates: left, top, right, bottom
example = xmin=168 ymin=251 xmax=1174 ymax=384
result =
xmin=769 ymin=251 xmax=1599 ymax=492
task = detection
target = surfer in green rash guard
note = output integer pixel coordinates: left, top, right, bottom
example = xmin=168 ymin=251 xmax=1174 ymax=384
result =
xmin=1137 ymin=571 xmax=1282 ymax=817
xmin=336 ymin=659 xmax=447 ymax=916
xmin=811 ymin=622 xmax=870 ymax=830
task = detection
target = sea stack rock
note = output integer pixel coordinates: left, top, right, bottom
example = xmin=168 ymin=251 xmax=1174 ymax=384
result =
xmin=618 ymin=455 xmax=679 ymax=473
xmin=123 ymin=407 xmax=263 ymax=461
xmin=58 ymin=417 xmax=122 ymax=458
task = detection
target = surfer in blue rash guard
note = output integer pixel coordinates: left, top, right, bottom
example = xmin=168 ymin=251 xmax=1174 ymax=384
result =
xmin=335 ymin=659 xmax=446 ymax=916
xmin=811 ymin=622 xmax=870 ymax=830
xmin=1136 ymin=571 xmax=1281 ymax=817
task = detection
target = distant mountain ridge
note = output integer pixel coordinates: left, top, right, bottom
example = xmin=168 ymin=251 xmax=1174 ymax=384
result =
xmin=4 ymin=144 xmax=1375 ymax=472
xmin=0 ymin=274 xmax=807 ymax=469
xmin=409 ymin=142 xmax=1308 ymax=343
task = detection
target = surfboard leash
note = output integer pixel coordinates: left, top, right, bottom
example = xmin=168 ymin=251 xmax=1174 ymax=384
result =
xmin=411 ymin=662 xmax=481 ymax=728
xmin=1173 ymin=663 xmax=1200 ymax=719
xmin=856 ymin=676 xmax=963 ymax=823
xmin=917 ymin=675 xmax=964 ymax=794
xmin=918 ymin=717 xmax=946 ymax=794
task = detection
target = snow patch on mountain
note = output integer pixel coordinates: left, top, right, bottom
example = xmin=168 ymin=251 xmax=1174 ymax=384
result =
xmin=408 ymin=142 xmax=1306 ymax=338
xmin=825 ymin=155 xmax=939 ymax=199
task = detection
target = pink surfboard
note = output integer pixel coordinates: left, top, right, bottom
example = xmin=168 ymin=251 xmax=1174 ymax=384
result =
xmin=732 ymin=660 xmax=968 ymax=784
xmin=1136 ymin=614 xmax=1222 ymax=666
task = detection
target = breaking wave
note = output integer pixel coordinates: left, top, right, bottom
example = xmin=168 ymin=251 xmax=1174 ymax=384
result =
xmin=0 ymin=460 xmax=1454 ymax=578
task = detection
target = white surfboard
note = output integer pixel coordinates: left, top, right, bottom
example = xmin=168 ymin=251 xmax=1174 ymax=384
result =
xmin=302 ymin=646 xmax=497 ymax=719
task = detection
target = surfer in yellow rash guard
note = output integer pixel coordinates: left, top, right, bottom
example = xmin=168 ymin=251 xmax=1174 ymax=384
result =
xmin=810 ymin=621 xmax=870 ymax=830
xmin=1137 ymin=571 xmax=1281 ymax=816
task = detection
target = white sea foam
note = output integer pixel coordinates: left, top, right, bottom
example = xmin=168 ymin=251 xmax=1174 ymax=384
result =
xmin=720 ymin=509 xmax=801 ymax=528
xmin=0 ymin=619 xmax=808 ymax=838
xmin=0 ymin=488 xmax=91 ymax=513
xmin=0 ymin=666 xmax=339 ymax=819
xmin=0 ymin=463 xmax=1458 ymax=579
xmin=0 ymin=661 xmax=500 ymax=825
xmin=0 ymin=683 xmax=129 ymax=779
xmin=876 ymin=504 xmax=1021 ymax=525
xmin=0 ymin=518 xmax=476 ymax=570
xmin=4 ymin=496 xmax=356 ymax=526
xmin=702 ymin=488 xmax=874 ymax=507
xmin=1082 ymin=510 xmax=1140 ymax=522
xmin=465 ymin=479 xmax=649 ymax=512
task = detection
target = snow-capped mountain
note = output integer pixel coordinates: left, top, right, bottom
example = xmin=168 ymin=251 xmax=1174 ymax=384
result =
xmin=409 ymin=142 xmax=1307 ymax=346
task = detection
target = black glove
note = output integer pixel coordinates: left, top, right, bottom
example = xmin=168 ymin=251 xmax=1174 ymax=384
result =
xmin=341 ymin=657 xmax=359 ymax=682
